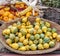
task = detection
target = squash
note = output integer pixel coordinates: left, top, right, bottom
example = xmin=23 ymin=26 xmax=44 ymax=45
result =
xmin=23 ymin=39 xmax=28 ymax=45
xmin=30 ymin=35 xmax=35 ymax=41
xmin=9 ymin=34 xmax=15 ymax=40
xmin=57 ymin=35 xmax=60 ymax=41
xmin=25 ymin=45 xmax=30 ymax=51
xmin=10 ymin=43 xmax=19 ymax=50
xmin=19 ymin=36 xmax=25 ymax=42
xmin=29 ymin=28 xmax=34 ymax=34
xmin=43 ymin=37 xmax=50 ymax=43
xmin=26 ymin=33 xmax=31 ymax=39
xmin=29 ymin=40 xmax=33 ymax=45
xmin=38 ymin=44 xmax=44 ymax=50
xmin=18 ymin=32 xmax=22 ymax=38
xmin=35 ymin=34 xmax=40 ymax=40
xmin=45 ymin=32 xmax=52 ymax=37
xmin=49 ymin=41 xmax=55 ymax=48
xmin=39 ymin=39 xmax=43 ymax=44
xmin=47 ymin=28 xmax=52 ymax=32
xmin=15 ymin=37 xmax=19 ymax=42
xmin=30 ymin=44 xmax=37 ymax=51
xmin=45 ymin=22 xmax=50 ymax=27
xmin=37 ymin=29 xmax=42 ymax=34
xmin=42 ymin=26 xmax=47 ymax=33
xmin=40 ymin=33 xmax=45 ymax=39
xmin=18 ymin=46 xmax=26 ymax=51
xmin=6 ymin=39 xmax=12 ymax=45
xmin=34 ymin=25 xmax=40 ymax=30
xmin=3 ymin=29 xmax=10 ymax=35
xmin=52 ymin=33 xmax=58 ymax=38
xmin=33 ymin=40 xmax=38 ymax=45
xmin=11 ymin=26 xmax=18 ymax=33
xmin=18 ymin=42 xmax=24 ymax=47
xmin=20 ymin=28 xmax=27 ymax=35
xmin=52 ymin=28 xmax=57 ymax=33
xmin=43 ymin=43 xmax=49 ymax=49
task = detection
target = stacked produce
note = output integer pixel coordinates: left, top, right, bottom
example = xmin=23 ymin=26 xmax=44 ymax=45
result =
xmin=0 ymin=2 xmax=38 ymax=22
xmin=2 ymin=17 xmax=60 ymax=51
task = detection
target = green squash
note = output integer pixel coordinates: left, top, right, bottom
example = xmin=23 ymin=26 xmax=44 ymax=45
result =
xmin=52 ymin=28 xmax=57 ymax=33
xmin=35 ymin=34 xmax=40 ymax=40
xmin=33 ymin=40 xmax=38 ymax=45
xmin=20 ymin=28 xmax=27 ymax=35
xmin=47 ymin=28 xmax=52 ymax=32
xmin=43 ymin=37 xmax=50 ymax=43
xmin=30 ymin=35 xmax=35 ymax=41
xmin=18 ymin=42 xmax=24 ymax=47
xmin=40 ymin=33 xmax=45 ymax=39
xmin=11 ymin=26 xmax=18 ymax=33
xmin=15 ymin=37 xmax=19 ymax=42
xmin=9 ymin=34 xmax=15 ymax=40
xmin=49 ymin=41 xmax=55 ymax=48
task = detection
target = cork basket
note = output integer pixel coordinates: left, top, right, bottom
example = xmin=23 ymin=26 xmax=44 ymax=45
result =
xmin=0 ymin=16 xmax=60 ymax=54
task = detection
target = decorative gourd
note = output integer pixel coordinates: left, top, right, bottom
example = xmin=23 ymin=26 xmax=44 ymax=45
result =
xmin=23 ymin=39 xmax=28 ymax=45
xmin=3 ymin=29 xmax=10 ymax=35
xmin=30 ymin=44 xmax=37 ymax=51
xmin=52 ymin=33 xmax=58 ymax=38
xmin=18 ymin=46 xmax=26 ymax=51
xmin=29 ymin=40 xmax=33 ymax=45
xmin=22 ymin=17 xmax=27 ymax=23
xmin=30 ymin=35 xmax=35 ymax=41
xmin=45 ymin=22 xmax=50 ymax=27
xmin=35 ymin=34 xmax=40 ymax=40
xmin=5 ymin=35 xmax=9 ymax=39
xmin=40 ymin=33 xmax=45 ymax=39
xmin=18 ymin=42 xmax=24 ymax=47
xmin=33 ymin=40 xmax=38 ymax=45
xmin=11 ymin=26 xmax=18 ymax=33
xmin=49 ymin=41 xmax=55 ymax=48
xmin=43 ymin=37 xmax=50 ymax=43
xmin=6 ymin=39 xmax=12 ymax=45
xmin=20 ymin=28 xmax=27 ymax=35
xmin=42 ymin=26 xmax=47 ymax=33
xmin=43 ymin=43 xmax=49 ymax=49
xmin=18 ymin=33 xmax=22 ymax=38
xmin=47 ymin=28 xmax=52 ymax=32
xmin=10 ymin=43 xmax=19 ymax=50
xmin=37 ymin=29 xmax=42 ymax=34
xmin=57 ymin=35 xmax=60 ymax=41
xmin=52 ymin=28 xmax=57 ymax=33
xmin=15 ymin=37 xmax=19 ymax=42
xmin=9 ymin=34 xmax=15 ymax=40
xmin=25 ymin=45 xmax=30 ymax=51
xmin=38 ymin=44 xmax=44 ymax=50
xmin=39 ymin=39 xmax=43 ymax=44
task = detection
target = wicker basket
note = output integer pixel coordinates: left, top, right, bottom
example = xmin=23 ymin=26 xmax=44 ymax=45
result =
xmin=0 ymin=16 xmax=60 ymax=54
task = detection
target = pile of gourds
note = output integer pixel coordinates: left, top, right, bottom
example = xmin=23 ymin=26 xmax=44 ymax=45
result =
xmin=0 ymin=2 xmax=38 ymax=22
xmin=2 ymin=17 xmax=60 ymax=51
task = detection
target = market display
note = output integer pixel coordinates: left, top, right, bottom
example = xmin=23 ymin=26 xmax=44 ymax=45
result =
xmin=2 ymin=17 xmax=60 ymax=51
xmin=0 ymin=2 xmax=38 ymax=22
